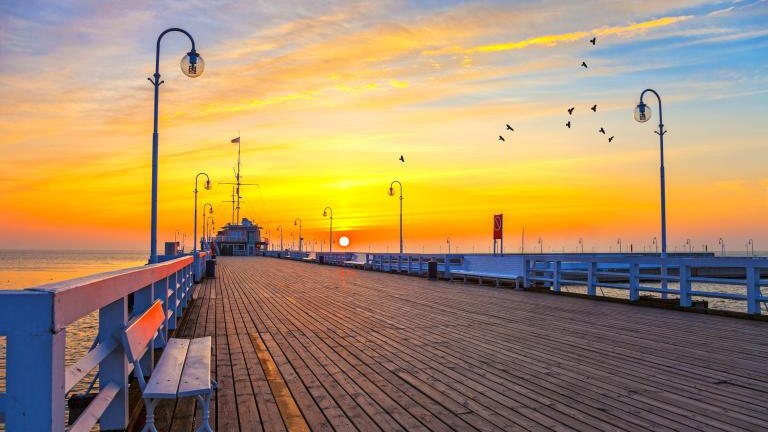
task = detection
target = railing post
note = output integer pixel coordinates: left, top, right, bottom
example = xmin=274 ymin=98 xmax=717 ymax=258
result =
xmin=4 ymin=292 xmax=66 ymax=431
xmin=153 ymin=277 xmax=168 ymax=347
xmin=99 ymin=296 xmax=128 ymax=430
xmin=746 ymin=266 xmax=760 ymax=315
xmin=629 ymin=263 xmax=640 ymax=301
xmin=522 ymin=257 xmax=529 ymax=288
xmin=133 ymin=284 xmax=155 ymax=376
xmin=552 ymin=261 xmax=561 ymax=292
xmin=679 ymin=264 xmax=691 ymax=308
xmin=168 ymin=274 xmax=178 ymax=330
xmin=587 ymin=261 xmax=597 ymax=296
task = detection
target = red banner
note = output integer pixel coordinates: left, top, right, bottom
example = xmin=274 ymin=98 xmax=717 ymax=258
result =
xmin=493 ymin=214 xmax=503 ymax=240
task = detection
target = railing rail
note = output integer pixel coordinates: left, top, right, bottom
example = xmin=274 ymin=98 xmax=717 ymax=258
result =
xmin=523 ymin=254 xmax=768 ymax=314
xmin=0 ymin=253 xmax=205 ymax=431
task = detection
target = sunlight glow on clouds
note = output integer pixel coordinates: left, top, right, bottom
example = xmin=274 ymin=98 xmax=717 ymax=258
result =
xmin=0 ymin=0 xmax=766 ymax=252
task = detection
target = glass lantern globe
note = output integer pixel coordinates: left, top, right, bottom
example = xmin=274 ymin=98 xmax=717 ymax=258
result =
xmin=181 ymin=51 xmax=204 ymax=78
xmin=388 ymin=187 xmax=395 ymax=196
xmin=634 ymin=102 xmax=651 ymax=123
xmin=323 ymin=210 xmax=327 ymax=217
xmin=204 ymin=179 xmax=212 ymax=190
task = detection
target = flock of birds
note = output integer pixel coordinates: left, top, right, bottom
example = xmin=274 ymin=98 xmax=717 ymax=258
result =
xmin=397 ymin=37 xmax=612 ymax=164
xmin=497 ymin=36 xmax=615 ymax=145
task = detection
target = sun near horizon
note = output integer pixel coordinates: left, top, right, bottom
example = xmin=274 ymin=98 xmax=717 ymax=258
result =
xmin=1 ymin=1 xmax=767 ymax=254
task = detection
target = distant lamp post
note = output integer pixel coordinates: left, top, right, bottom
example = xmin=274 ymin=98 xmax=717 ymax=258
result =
xmin=193 ymin=172 xmax=212 ymax=255
xmin=323 ymin=207 xmax=333 ymax=253
xmin=685 ymin=238 xmax=691 ymax=253
xmin=578 ymin=238 xmax=584 ymax=253
xmin=148 ymin=28 xmax=204 ymax=264
xmin=718 ymin=237 xmax=725 ymax=256
xmin=277 ymin=225 xmax=283 ymax=251
xmin=294 ymin=218 xmax=303 ymax=254
xmin=617 ymin=238 xmax=622 ymax=253
xmin=537 ymin=237 xmax=543 ymax=254
xmin=634 ymin=89 xmax=667 ymax=258
xmin=446 ymin=237 xmax=451 ymax=254
xmin=747 ymin=239 xmax=754 ymax=256
xmin=652 ymin=237 xmax=658 ymax=254
xmin=202 ymin=202 xmax=213 ymax=247
xmin=388 ymin=180 xmax=404 ymax=254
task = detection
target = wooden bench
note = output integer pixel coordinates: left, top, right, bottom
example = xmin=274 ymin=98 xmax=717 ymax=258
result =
xmin=122 ymin=300 xmax=216 ymax=432
xmin=450 ymin=269 xmax=523 ymax=288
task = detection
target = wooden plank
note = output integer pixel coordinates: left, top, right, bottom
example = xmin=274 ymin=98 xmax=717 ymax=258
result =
xmin=153 ymin=257 xmax=768 ymax=432
xmin=177 ymin=337 xmax=212 ymax=397
xmin=144 ymin=338 xmax=189 ymax=399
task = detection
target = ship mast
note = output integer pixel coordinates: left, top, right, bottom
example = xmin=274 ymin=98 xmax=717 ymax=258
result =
xmin=221 ymin=134 xmax=258 ymax=225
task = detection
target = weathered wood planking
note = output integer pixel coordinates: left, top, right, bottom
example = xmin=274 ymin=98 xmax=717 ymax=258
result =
xmin=155 ymin=257 xmax=768 ymax=432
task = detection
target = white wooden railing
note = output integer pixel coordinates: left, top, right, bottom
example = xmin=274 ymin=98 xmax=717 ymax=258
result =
xmin=523 ymin=254 xmax=768 ymax=315
xmin=0 ymin=253 xmax=206 ymax=431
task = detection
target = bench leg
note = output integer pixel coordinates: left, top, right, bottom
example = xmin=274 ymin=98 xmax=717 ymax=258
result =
xmin=195 ymin=392 xmax=214 ymax=432
xmin=142 ymin=399 xmax=159 ymax=432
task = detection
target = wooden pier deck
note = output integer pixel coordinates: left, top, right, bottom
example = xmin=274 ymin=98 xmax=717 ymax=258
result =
xmin=148 ymin=256 xmax=768 ymax=432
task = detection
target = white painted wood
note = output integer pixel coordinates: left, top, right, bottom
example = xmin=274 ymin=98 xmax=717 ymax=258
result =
xmin=27 ymin=255 xmax=193 ymax=329
xmin=68 ymin=380 xmax=120 ymax=432
xmin=99 ymin=296 xmax=128 ymax=430
xmin=143 ymin=338 xmax=189 ymax=399
xmin=178 ymin=336 xmax=212 ymax=397
xmin=122 ymin=300 xmax=164 ymax=364
xmin=4 ymin=291 xmax=66 ymax=432
xmin=65 ymin=335 xmax=119 ymax=392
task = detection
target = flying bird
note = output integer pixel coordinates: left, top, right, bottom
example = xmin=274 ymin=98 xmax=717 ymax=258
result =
xmin=608 ymin=136 xmax=614 ymax=143
xmin=589 ymin=37 xmax=597 ymax=45
xmin=581 ymin=61 xmax=588 ymax=68
xmin=599 ymin=127 xmax=605 ymax=134
xmin=567 ymin=107 xmax=575 ymax=115
xmin=506 ymin=124 xmax=514 ymax=131
xmin=399 ymin=155 xmax=405 ymax=162
xmin=591 ymin=104 xmax=597 ymax=112
xmin=566 ymin=121 xmax=571 ymax=128
xmin=498 ymin=135 xmax=505 ymax=142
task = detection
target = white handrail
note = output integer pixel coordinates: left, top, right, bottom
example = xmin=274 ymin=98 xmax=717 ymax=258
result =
xmin=0 ymin=253 xmax=205 ymax=431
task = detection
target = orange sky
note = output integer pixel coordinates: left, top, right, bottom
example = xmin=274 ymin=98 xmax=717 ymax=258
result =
xmin=1 ymin=1 xmax=766 ymax=253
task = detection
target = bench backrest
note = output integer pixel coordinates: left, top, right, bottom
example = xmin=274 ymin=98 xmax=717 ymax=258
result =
xmin=122 ymin=299 xmax=165 ymax=364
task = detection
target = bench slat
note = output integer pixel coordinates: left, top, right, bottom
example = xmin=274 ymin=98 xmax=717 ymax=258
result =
xmin=122 ymin=300 xmax=165 ymax=363
xmin=178 ymin=336 xmax=212 ymax=397
xmin=144 ymin=338 xmax=189 ymax=399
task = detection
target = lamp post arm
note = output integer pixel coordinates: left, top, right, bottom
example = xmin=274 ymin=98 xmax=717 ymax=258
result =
xmin=155 ymin=28 xmax=196 ymax=76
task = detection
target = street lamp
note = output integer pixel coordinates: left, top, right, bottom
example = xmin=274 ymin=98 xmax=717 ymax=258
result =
xmin=617 ymin=238 xmax=622 ymax=253
xmin=747 ymin=239 xmax=754 ymax=256
xmin=634 ymin=89 xmax=667 ymax=258
xmin=652 ymin=237 xmax=658 ymax=254
xmin=323 ymin=207 xmax=333 ymax=253
xmin=718 ymin=237 xmax=725 ymax=256
xmin=578 ymin=238 xmax=584 ymax=253
xmin=148 ymin=28 xmax=204 ymax=264
xmin=277 ymin=225 xmax=283 ymax=251
xmin=538 ymin=237 xmax=543 ymax=254
xmin=446 ymin=237 xmax=451 ymax=254
xmin=202 ymin=202 xmax=213 ymax=248
xmin=388 ymin=180 xmax=404 ymax=254
xmin=294 ymin=218 xmax=303 ymax=254
xmin=685 ymin=238 xmax=691 ymax=253
xmin=193 ymin=173 xmax=212 ymax=255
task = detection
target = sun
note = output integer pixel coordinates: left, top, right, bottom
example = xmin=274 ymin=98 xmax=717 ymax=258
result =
xmin=339 ymin=236 xmax=350 ymax=247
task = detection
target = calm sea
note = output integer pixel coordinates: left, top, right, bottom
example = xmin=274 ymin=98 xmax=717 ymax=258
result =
xmin=0 ymin=249 xmax=147 ymax=427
